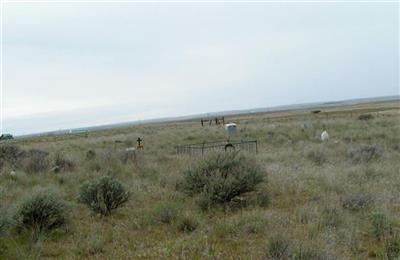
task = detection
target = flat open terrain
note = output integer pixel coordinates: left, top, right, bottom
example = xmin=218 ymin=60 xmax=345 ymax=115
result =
xmin=1 ymin=100 xmax=399 ymax=259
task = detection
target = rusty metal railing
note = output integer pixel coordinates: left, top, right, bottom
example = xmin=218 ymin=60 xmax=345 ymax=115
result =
xmin=175 ymin=140 xmax=258 ymax=156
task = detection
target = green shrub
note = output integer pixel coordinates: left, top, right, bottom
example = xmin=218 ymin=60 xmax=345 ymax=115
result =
xmin=79 ymin=176 xmax=130 ymax=216
xmin=181 ymin=152 xmax=264 ymax=208
xmin=267 ymin=236 xmax=290 ymax=259
xmin=370 ymin=210 xmax=391 ymax=240
xmin=14 ymin=189 xmax=68 ymax=235
xmin=348 ymin=145 xmax=383 ymax=163
xmin=154 ymin=201 xmax=179 ymax=224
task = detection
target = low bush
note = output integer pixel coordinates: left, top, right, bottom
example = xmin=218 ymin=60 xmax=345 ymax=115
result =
xmin=358 ymin=114 xmax=374 ymax=120
xmin=79 ymin=176 xmax=130 ymax=216
xmin=348 ymin=145 xmax=383 ymax=163
xmin=86 ymin=150 xmax=96 ymax=160
xmin=88 ymin=236 xmax=105 ymax=255
xmin=0 ymin=145 xmax=25 ymax=170
xmin=181 ymin=152 xmax=264 ymax=208
xmin=306 ymin=148 xmax=327 ymax=166
xmin=153 ymin=201 xmax=179 ymax=224
xmin=342 ymin=193 xmax=372 ymax=211
xmin=53 ymin=152 xmax=75 ymax=172
xmin=177 ymin=214 xmax=198 ymax=233
xmin=14 ymin=189 xmax=68 ymax=235
xmin=23 ymin=149 xmax=50 ymax=174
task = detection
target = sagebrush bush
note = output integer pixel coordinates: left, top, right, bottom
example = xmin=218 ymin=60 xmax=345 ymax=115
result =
xmin=348 ymin=145 xmax=383 ymax=163
xmin=0 ymin=144 xmax=25 ymax=170
xmin=53 ymin=152 xmax=75 ymax=172
xmin=23 ymin=149 xmax=50 ymax=174
xmin=86 ymin=150 xmax=96 ymax=160
xmin=342 ymin=193 xmax=372 ymax=211
xmin=358 ymin=114 xmax=374 ymax=120
xmin=181 ymin=152 xmax=264 ymax=208
xmin=177 ymin=214 xmax=198 ymax=233
xmin=14 ymin=189 xmax=68 ymax=234
xmin=88 ymin=236 xmax=105 ymax=255
xmin=306 ymin=148 xmax=327 ymax=166
xmin=79 ymin=176 xmax=130 ymax=216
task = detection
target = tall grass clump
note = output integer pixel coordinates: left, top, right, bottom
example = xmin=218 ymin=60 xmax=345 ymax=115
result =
xmin=14 ymin=189 xmax=69 ymax=237
xmin=370 ymin=210 xmax=391 ymax=240
xmin=266 ymin=236 xmax=290 ymax=259
xmin=181 ymin=152 xmax=264 ymax=209
xmin=79 ymin=176 xmax=130 ymax=216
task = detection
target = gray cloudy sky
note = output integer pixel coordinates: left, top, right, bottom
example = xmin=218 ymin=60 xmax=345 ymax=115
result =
xmin=3 ymin=2 xmax=399 ymax=135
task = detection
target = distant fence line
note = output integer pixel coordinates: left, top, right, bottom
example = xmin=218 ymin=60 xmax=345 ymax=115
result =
xmin=256 ymin=107 xmax=397 ymax=123
xmin=175 ymin=140 xmax=258 ymax=156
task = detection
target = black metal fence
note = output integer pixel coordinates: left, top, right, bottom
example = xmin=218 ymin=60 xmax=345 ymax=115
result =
xmin=175 ymin=140 xmax=258 ymax=156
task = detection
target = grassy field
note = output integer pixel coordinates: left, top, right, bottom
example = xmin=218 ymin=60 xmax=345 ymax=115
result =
xmin=0 ymin=100 xmax=399 ymax=259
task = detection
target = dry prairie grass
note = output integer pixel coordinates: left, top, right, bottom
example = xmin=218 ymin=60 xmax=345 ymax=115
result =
xmin=0 ymin=101 xmax=399 ymax=259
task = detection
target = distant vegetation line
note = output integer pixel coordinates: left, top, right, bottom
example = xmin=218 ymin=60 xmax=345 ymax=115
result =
xmin=17 ymin=95 xmax=399 ymax=139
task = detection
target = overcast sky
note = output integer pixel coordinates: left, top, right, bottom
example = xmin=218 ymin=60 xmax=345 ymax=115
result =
xmin=2 ymin=2 xmax=399 ymax=135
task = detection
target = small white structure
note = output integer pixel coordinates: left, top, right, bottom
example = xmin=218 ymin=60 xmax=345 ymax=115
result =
xmin=321 ymin=131 xmax=329 ymax=142
xmin=125 ymin=147 xmax=136 ymax=152
xmin=225 ymin=123 xmax=237 ymax=137
xmin=10 ymin=171 xmax=15 ymax=176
